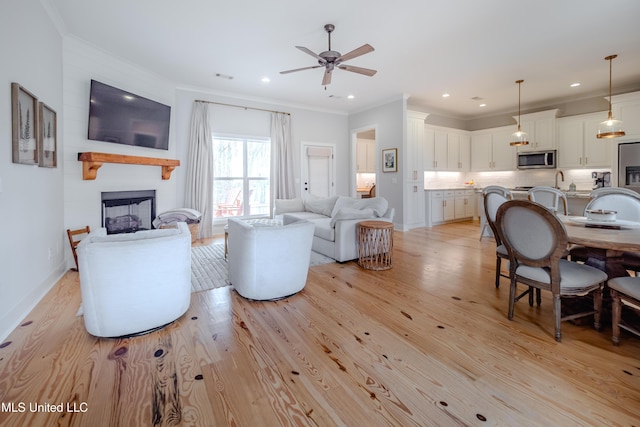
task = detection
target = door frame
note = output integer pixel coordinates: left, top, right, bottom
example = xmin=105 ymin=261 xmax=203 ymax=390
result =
xmin=351 ymin=125 xmax=378 ymax=198
xmin=300 ymin=141 xmax=336 ymax=198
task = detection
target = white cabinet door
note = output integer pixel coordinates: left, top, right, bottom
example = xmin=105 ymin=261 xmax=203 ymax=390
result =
xmin=434 ymin=131 xmax=448 ymax=170
xmin=406 ymin=115 xmax=425 ymax=181
xmin=406 ymin=183 xmax=425 ymax=228
xmin=534 ymin=117 xmax=556 ymax=150
xmin=583 ymin=116 xmax=612 ymax=168
xmin=430 ymin=193 xmax=444 ymax=224
xmin=423 ymin=128 xmax=435 ymax=170
xmin=454 ymin=190 xmax=465 ymax=218
xmin=443 ymin=191 xmax=455 ymax=221
xmin=557 ymin=118 xmax=583 ymax=168
xmin=471 ymin=133 xmax=493 ymax=171
xmin=447 ymin=133 xmax=460 ymax=170
xmin=492 ymin=129 xmax=517 ymax=171
xmin=458 ymin=134 xmax=471 ymax=171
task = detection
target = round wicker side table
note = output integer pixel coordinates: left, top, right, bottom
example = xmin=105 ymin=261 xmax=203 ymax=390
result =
xmin=357 ymin=220 xmax=394 ymax=270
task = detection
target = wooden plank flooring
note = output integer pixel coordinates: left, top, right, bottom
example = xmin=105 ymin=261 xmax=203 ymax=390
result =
xmin=1 ymin=221 xmax=639 ymax=426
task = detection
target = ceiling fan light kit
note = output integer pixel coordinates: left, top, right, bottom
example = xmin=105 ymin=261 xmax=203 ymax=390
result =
xmin=280 ymin=24 xmax=377 ymax=86
xmin=509 ymin=79 xmax=529 ymax=147
xmin=597 ymin=54 xmax=625 ymax=139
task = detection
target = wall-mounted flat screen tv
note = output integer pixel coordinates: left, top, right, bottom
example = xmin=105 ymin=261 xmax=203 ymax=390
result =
xmin=87 ymin=80 xmax=171 ymax=150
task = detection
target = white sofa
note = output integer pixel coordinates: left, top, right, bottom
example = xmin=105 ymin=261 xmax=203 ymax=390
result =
xmin=76 ymin=222 xmax=192 ymax=337
xmin=227 ymin=218 xmax=315 ymax=300
xmin=275 ymin=195 xmax=395 ymax=262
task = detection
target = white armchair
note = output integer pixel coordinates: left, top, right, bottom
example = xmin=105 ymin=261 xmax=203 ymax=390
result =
xmin=227 ymin=218 xmax=315 ymax=300
xmin=77 ymin=222 xmax=192 ymax=337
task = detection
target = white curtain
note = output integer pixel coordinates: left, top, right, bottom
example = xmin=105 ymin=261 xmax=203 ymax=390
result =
xmin=184 ymin=101 xmax=214 ymax=238
xmin=270 ymin=113 xmax=296 ymax=200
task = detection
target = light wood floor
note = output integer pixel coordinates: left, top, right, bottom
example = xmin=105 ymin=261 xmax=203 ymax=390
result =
xmin=1 ymin=221 xmax=639 ymax=426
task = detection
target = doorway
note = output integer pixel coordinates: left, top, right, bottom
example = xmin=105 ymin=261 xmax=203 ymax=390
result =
xmin=301 ymin=142 xmax=335 ymax=198
xmin=353 ymin=127 xmax=377 ymax=198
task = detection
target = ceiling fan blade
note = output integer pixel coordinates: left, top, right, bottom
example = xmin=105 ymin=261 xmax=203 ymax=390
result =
xmin=280 ymin=65 xmax=323 ymax=74
xmin=296 ymin=46 xmax=326 ymax=63
xmin=338 ymin=65 xmax=377 ymax=77
xmin=322 ymin=68 xmax=332 ymax=86
xmin=337 ymin=44 xmax=374 ymax=63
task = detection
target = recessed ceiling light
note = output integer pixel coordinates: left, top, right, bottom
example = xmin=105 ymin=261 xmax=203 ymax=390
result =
xmin=442 ymin=93 xmax=450 ymax=98
xmin=479 ymin=103 xmax=487 ymax=107
xmin=570 ymin=82 xmax=581 ymax=87
xmin=261 ymin=77 xmax=270 ymax=83
xmin=347 ymin=94 xmax=355 ymax=100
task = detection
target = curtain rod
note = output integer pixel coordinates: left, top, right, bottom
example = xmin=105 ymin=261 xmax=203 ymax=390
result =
xmin=195 ymin=99 xmax=290 ymax=116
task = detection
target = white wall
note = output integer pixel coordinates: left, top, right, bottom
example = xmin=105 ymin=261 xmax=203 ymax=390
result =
xmin=173 ymin=89 xmax=350 ymax=211
xmin=0 ymin=0 xmax=64 ymax=340
xmin=62 ymin=37 xmax=179 ymax=248
xmin=349 ymin=97 xmax=405 ymax=226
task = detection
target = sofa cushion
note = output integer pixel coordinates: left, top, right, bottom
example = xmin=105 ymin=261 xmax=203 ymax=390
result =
xmin=330 ymin=208 xmax=375 ymax=227
xmin=331 ymin=196 xmax=359 ymax=217
xmin=352 ymin=197 xmax=389 ymax=217
xmin=304 ymin=194 xmax=338 ymax=217
xmin=89 ymin=227 xmax=180 ymax=243
xmin=283 ymin=212 xmax=328 ymax=223
xmin=274 ymin=198 xmax=305 ymax=215
xmin=311 ymin=217 xmax=335 ymax=241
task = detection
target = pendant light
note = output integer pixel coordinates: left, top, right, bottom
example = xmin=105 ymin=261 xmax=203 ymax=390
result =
xmin=509 ymin=79 xmax=529 ymax=146
xmin=596 ymin=54 xmax=625 ymax=139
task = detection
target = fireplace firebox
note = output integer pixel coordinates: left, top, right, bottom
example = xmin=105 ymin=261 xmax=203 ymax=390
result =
xmin=101 ymin=190 xmax=156 ymax=234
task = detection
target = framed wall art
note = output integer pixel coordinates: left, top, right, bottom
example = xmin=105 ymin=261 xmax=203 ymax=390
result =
xmin=382 ymin=148 xmax=397 ymax=173
xmin=11 ymin=82 xmax=39 ymax=165
xmin=38 ymin=102 xmax=57 ymax=168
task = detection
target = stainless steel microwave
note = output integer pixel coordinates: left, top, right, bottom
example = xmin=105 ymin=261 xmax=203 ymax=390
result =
xmin=517 ymin=150 xmax=557 ymax=170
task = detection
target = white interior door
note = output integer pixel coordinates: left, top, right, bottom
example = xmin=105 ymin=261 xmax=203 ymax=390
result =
xmin=302 ymin=143 xmax=335 ymax=198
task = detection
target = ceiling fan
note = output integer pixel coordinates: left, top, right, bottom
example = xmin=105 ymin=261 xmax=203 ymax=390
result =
xmin=280 ymin=24 xmax=377 ymax=86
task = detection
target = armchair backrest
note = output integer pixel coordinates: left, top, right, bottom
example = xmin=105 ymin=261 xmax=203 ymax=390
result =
xmin=585 ymin=193 xmax=640 ymax=221
xmin=527 ymin=186 xmax=567 ymax=215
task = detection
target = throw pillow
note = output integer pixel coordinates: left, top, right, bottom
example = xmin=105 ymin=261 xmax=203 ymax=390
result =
xmin=329 ymin=208 xmax=375 ymax=227
xmin=304 ymin=194 xmax=338 ymax=217
xmin=352 ymin=197 xmax=389 ymax=217
xmin=274 ymin=198 xmax=304 ymax=215
xmin=331 ymin=196 xmax=359 ymax=217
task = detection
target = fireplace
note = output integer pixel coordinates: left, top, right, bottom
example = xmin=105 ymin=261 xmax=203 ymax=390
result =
xmin=101 ymin=190 xmax=156 ymax=234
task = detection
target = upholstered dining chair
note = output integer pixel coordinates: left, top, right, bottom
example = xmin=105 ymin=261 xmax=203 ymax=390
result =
xmin=528 ymin=186 xmax=568 ymax=215
xmin=495 ymin=200 xmax=608 ymax=342
xmin=608 ymin=276 xmax=640 ymax=345
xmin=482 ymin=186 xmax=512 ymax=288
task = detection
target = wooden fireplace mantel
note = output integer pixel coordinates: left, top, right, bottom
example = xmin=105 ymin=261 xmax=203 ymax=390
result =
xmin=77 ymin=152 xmax=180 ymax=180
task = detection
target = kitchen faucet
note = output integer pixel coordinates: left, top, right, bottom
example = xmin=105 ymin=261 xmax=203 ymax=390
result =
xmin=555 ymin=170 xmax=564 ymax=189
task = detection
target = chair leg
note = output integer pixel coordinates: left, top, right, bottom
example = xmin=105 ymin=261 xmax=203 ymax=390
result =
xmin=508 ymin=278 xmax=517 ymax=320
xmin=528 ymin=286 xmax=534 ymax=306
xmin=495 ymin=257 xmax=501 ymax=288
xmin=553 ymin=294 xmax=562 ymax=342
xmin=593 ymin=288 xmax=603 ymax=331
xmin=611 ymin=289 xmax=622 ymax=346
xmin=536 ymin=288 xmax=542 ymax=306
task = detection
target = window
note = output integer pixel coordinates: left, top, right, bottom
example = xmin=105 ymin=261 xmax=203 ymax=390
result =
xmin=212 ymin=136 xmax=270 ymax=219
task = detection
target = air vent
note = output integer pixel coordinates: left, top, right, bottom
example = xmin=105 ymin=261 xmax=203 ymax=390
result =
xmin=471 ymin=96 xmax=484 ymax=101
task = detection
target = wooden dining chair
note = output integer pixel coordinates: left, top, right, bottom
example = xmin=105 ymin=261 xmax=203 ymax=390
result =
xmin=495 ymin=200 xmax=608 ymax=342
xmin=608 ymin=276 xmax=640 ymax=345
xmin=67 ymin=226 xmax=91 ymax=271
xmin=482 ymin=187 xmax=512 ymax=288
xmin=361 ymin=184 xmax=376 ymax=199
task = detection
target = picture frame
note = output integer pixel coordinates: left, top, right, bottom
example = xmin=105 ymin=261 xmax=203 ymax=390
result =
xmin=382 ymin=148 xmax=398 ymax=173
xmin=11 ymin=83 xmax=39 ymax=165
xmin=38 ymin=102 xmax=57 ymax=168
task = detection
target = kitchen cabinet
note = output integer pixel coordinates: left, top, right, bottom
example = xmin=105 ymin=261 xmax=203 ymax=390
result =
xmin=405 ymin=111 xmax=429 ymax=229
xmin=356 ymin=139 xmax=376 ymax=172
xmin=557 ymin=112 xmax=612 ymax=169
xmin=516 ymin=110 xmax=558 ymax=152
xmin=471 ymin=130 xmax=516 ymax=171
xmin=447 ymin=133 xmax=471 ymax=171
xmin=426 ymin=189 xmax=474 ymax=227
xmin=424 ymin=129 xmax=448 ymax=170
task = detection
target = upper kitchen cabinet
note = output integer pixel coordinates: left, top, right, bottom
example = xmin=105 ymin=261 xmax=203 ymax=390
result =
xmin=557 ymin=112 xmax=612 ymax=169
xmin=612 ymin=91 xmax=640 ymax=137
xmin=471 ymin=129 xmax=516 ymax=171
xmin=424 ymin=129 xmax=448 ymax=171
xmin=515 ymin=110 xmax=559 ymax=152
xmin=356 ymin=138 xmax=376 ymax=172
xmin=447 ymin=132 xmax=470 ymax=171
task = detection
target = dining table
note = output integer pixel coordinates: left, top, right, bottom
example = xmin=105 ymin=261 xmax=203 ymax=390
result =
xmin=559 ymin=214 xmax=640 ymax=278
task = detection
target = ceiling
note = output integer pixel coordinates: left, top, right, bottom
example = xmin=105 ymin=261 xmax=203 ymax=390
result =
xmin=45 ymin=0 xmax=640 ymax=119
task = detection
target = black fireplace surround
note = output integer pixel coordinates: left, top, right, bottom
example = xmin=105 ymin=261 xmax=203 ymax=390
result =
xmin=101 ymin=190 xmax=156 ymax=234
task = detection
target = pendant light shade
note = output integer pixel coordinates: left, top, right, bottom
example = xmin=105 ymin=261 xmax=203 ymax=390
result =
xmin=597 ymin=54 xmax=625 ymax=139
xmin=510 ymin=79 xmax=529 ymax=146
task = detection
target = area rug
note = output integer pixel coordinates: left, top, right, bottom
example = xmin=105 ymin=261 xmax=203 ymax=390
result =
xmin=190 ymin=242 xmax=335 ymax=293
